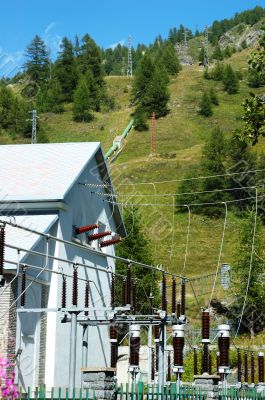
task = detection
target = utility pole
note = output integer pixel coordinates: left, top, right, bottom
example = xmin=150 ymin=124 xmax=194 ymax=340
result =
xmin=127 ymin=35 xmax=133 ymax=77
xmin=29 ymin=110 xmax=38 ymax=144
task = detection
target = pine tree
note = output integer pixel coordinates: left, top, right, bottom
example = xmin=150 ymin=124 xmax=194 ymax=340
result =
xmin=212 ymin=45 xmax=223 ymax=61
xmin=0 ymin=85 xmax=14 ymax=129
xmin=223 ymin=64 xmax=239 ymax=94
xmin=54 ymin=37 xmax=79 ymax=102
xmin=209 ymin=87 xmax=219 ymax=105
xmin=73 ymin=71 xmax=98 ymax=122
xmin=199 ymin=92 xmax=213 ymax=117
xmin=115 ymin=208 xmax=160 ymax=315
xmin=24 ymin=35 xmax=49 ymax=83
xmin=157 ymin=42 xmax=181 ymax=75
xmin=78 ymin=34 xmax=105 ymax=87
xmin=37 ymin=78 xmax=64 ymax=113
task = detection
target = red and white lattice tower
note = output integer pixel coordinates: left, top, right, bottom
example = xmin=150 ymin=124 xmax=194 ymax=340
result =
xmin=150 ymin=112 xmax=156 ymax=156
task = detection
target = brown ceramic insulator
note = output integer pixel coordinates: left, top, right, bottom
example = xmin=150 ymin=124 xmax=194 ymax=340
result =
xmin=161 ymin=273 xmax=167 ymax=313
xmin=202 ymin=343 xmax=209 ymax=373
xmin=218 ymin=337 xmax=230 ymax=367
xmin=155 ymin=344 xmax=159 ymax=372
xmin=216 ymin=352 xmax=220 ymax=374
xmin=84 ymin=282 xmax=90 ymax=316
xmin=202 ymin=309 xmax=210 ymax=340
xmin=258 ymin=354 xmax=264 ymax=383
xmin=171 ymin=277 xmax=176 ymax=314
xmin=99 ymin=238 xmax=121 ymax=248
xmin=132 ymin=280 xmax=137 ymax=314
xmin=167 ymin=352 xmax=171 ymax=382
xmin=129 ymin=337 xmax=140 ymax=366
xmin=209 ymin=350 xmax=212 ymax=375
xmin=181 ymin=280 xmax=186 ymax=316
xmin=151 ymin=348 xmax=155 ymax=380
xmin=173 ymin=336 xmax=184 ymax=367
xmin=126 ymin=266 xmax=131 ymax=305
xmin=154 ymin=325 xmax=160 ymax=340
xmin=121 ymin=278 xmax=126 ymax=306
xmin=110 ymin=342 xmax=118 ymax=368
xmin=87 ymin=231 xmax=111 ymax=241
xmin=111 ymin=273 xmax=115 ymax=308
xmin=193 ymin=348 xmax=198 ymax=376
xmin=21 ymin=267 xmax=26 ymax=307
xmin=72 ymin=266 xmax=78 ymax=306
xmin=75 ymin=224 xmax=98 ymax=235
xmin=177 ymin=302 xmax=181 ymax=319
xmin=0 ymin=226 xmax=5 ymax=276
xmin=251 ymin=352 xmax=255 ymax=384
xmin=244 ymin=351 xmax=248 ymax=383
xmin=109 ymin=324 xmax=118 ymax=340
xmin=237 ymin=349 xmax=242 ymax=383
xmin=62 ymin=275 xmax=66 ymax=309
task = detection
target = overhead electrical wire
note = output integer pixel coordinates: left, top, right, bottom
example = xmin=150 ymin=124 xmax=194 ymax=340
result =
xmin=181 ymin=205 xmax=191 ymax=275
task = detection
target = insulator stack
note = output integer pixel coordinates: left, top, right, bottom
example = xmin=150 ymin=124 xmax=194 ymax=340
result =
xmin=171 ymin=277 xmax=176 ymax=315
xmin=202 ymin=309 xmax=210 ymax=341
xmin=209 ymin=350 xmax=212 ymax=375
xmin=161 ymin=273 xmax=167 ymax=313
xmin=109 ymin=325 xmax=118 ymax=368
xmin=202 ymin=343 xmax=209 ymax=374
xmin=237 ymin=349 xmax=242 ymax=383
xmin=75 ymin=224 xmax=98 ymax=235
xmin=154 ymin=325 xmax=160 ymax=341
xmin=244 ymin=351 xmax=248 ymax=383
xmin=181 ymin=280 xmax=186 ymax=317
xmin=251 ymin=352 xmax=255 ymax=384
xmin=172 ymin=325 xmax=185 ymax=370
xmin=129 ymin=325 xmax=140 ymax=367
xmin=132 ymin=280 xmax=137 ymax=314
xmin=218 ymin=325 xmax=230 ymax=373
xmin=84 ymin=282 xmax=90 ymax=316
xmin=21 ymin=267 xmax=26 ymax=307
xmin=258 ymin=352 xmax=264 ymax=384
xmin=72 ymin=266 xmax=78 ymax=306
xmin=100 ymin=238 xmax=121 ymax=248
xmin=62 ymin=275 xmax=66 ymax=309
xmin=111 ymin=273 xmax=115 ymax=309
xmin=0 ymin=225 xmax=5 ymax=277
xmin=155 ymin=344 xmax=159 ymax=372
xmin=193 ymin=348 xmax=198 ymax=376
xmin=151 ymin=348 xmax=155 ymax=380
xmin=177 ymin=302 xmax=181 ymax=319
xmin=216 ymin=352 xmax=220 ymax=374
xmin=167 ymin=352 xmax=171 ymax=382
xmin=126 ymin=266 xmax=131 ymax=305
xmin=121 ymin=278 xmax=126 ymax=306
xmin=87 ymin=231 xmax=111 ymax=242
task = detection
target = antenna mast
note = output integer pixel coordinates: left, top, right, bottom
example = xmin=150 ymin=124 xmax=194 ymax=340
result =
xmin=29 ymin=110 xmax=38 ymax=144
xmin=127 ymin=35 xmax=133 ymax=77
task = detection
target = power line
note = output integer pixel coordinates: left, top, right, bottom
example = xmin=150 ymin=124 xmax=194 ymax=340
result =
xmin=80 ymin=167 xmax=265 ymax=187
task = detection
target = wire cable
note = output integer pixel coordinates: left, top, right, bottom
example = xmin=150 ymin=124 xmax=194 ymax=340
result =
xmin=181 ymin=205 xmax=191 ymax=275
xmin=234 ymin=188 xmax=258 ymax=339
xmin=208 ymin=202 xmax=228 ymax=308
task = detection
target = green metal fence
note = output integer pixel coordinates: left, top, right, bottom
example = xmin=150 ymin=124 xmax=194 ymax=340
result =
xmin=219 ymin=386 xmax=265 ymax=400
xmin=18 ymin=386 xmax=96 ymax=400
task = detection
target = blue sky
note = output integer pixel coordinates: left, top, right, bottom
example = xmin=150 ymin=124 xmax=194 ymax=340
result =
xmin=0 ymin=0 xmax=264 ymax=76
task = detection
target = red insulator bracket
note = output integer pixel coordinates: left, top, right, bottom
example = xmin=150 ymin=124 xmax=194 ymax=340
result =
xmin=84 ymin=281 xmax=90 ymax=316
xmin=87 ymin=231 xmax=111 ymax=241
xmin=21 ymin=266 xmax=26 ymax=307
xmin=75 ymin=224 xmax=99 ymax=235
xmin=99 ymin=238 xmax=121 ymax=248
xmin=0 ymin=225 xmax=5 ymax=277
xmin=62 ymin=275 xmax=67 ymax=309
xmin=72 ymin=266 xmax=78 ymax=306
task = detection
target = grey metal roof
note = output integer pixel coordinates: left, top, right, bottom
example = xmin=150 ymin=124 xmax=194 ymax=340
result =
xmin=0 ymin=142 xmax=100 ymax=201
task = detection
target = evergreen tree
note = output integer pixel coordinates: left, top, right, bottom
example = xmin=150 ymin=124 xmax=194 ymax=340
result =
xmin=210 ymin=62 xmax=225 ymax=81
xmin=223 ymin=64 xmax=239 ymax=94
xmin=0 ymin=85 xmax=14 ymax=129
xmin=72 ymin=75 xmax=94 ymax=122
xmin=212 ymin=45 xmax=223 ymax=61
xmin=199 ymin=92 xmax=213 ymax=117
xmin=248 ymin=68 xmax=265 ymax=88
xmin=116 ymin=208 xmax=160 ymax=315
xmin=209 ymin=87 xmax=219 ymax=105
xmin=133 ymin=108 xmax=149 ymax=131
xmin=54 ymin=37 xmax=79 ymax=101
xmin=223 ymin=46 xmax=232 ymax=58
xmin=78 ymin=34 xmax=105 ymax=87
xmin=37 ymin=78 xmax=64 ymax=113
xmin=199 ymin=47 xmax=206 ymax=64
xmin=24 ymin=35 xmax=49 ymax=83
xmin=231 ymin=212 xmax=265 ymax=334
xmin=157 ymin=42 xmax=181 ymax=75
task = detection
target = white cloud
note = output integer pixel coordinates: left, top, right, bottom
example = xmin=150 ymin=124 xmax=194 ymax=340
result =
xmin=108 ymin=39 xmax=126 ymax=50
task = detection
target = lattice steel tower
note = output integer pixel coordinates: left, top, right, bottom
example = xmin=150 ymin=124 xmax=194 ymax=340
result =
xmin=30 ymin=110 xmax=37 ymax=144
xmin=204 ymin=26 xmax=209 ymax=67
xmin=127 ymin=35 xmax=133 ymax=77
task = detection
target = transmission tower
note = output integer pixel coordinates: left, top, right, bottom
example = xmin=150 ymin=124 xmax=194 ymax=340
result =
xmin=150 ymin=112 xmax=156 ymax=156
xmin=204 ymin=26 xmax=209 ymax=67
xmin=29 ymin=110 xmax=38 ymax=144
xmin=127 ymin=35 xmax=133 ymax=77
